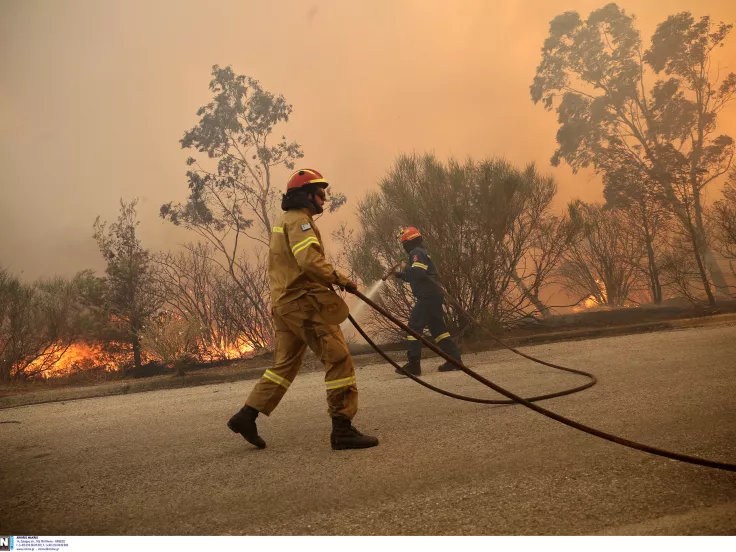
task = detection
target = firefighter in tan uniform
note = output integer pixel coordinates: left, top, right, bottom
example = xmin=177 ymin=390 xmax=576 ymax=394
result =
xmin=227 ymin=168 xmax=378 ymax=450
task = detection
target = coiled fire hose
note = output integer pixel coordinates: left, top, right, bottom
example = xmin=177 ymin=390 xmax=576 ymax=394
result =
xmin=347 ymin=286 xmax=736 ymax=473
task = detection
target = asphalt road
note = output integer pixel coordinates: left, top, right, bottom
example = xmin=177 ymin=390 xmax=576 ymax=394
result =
xmin=2 ymin=324 xmax=736 ymax=535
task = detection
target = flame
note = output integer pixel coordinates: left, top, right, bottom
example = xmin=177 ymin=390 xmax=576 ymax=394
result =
xmin=32 ymin=336 xmax=258 ymax=379
xmin=198 ymin=339 xmax=256 ymax=362
xmin=28 ymin=313 xmax=264 ymax=379
xmin=581 ymin=296 xmax=598 ymax=309
xmin=28 ymin=342 xmax=122 ymax=379
xmin=572 ymin=279 xmax=608 ymax=312
xmin=141 ymin=313 xmax=261 ymax=365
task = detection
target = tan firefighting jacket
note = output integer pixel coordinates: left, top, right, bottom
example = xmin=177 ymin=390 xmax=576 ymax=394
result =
xmin=269 ymin=209 xmax=350 ymax=308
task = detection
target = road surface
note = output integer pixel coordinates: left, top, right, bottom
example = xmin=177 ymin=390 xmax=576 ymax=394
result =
xmin=2 ymin=324 xmax=735 ymax=535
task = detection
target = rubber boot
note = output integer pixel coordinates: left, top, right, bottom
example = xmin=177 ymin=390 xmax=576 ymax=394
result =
xmin=395 ymin=358 xmax=421 ymax=377
xmin=330 ymin=417 xmax=379 ymax=450
xmin=227 ymin=405 xmax=266 ymax=449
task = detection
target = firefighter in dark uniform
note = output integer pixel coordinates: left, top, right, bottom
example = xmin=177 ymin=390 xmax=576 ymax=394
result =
xmin=388 ymin=227 xmax=462 ymax=376
xmin=227 ymin=168 xmax=378 ymax=450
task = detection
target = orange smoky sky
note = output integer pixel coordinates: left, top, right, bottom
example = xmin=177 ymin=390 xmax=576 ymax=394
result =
xmin=1 ymin=0 xmax=735 ymax=280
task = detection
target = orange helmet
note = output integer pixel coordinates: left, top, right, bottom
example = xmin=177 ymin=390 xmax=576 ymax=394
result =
xmin=286 ymin=168 xmax=328 ymax=192
xmin=397 ymin=227 xmax=422 ymax=243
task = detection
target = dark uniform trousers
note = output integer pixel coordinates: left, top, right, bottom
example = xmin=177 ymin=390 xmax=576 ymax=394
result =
xmin=407 ymin=295 xmax=461 ymax=362
xmin=245 ymin=294 xmax=358 ymax=420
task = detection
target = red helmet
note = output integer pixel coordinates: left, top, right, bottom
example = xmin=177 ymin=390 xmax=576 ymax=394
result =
xmin=397 ymin=227 xmax=422 ymax=243
xmin=286 ymin=168 xmax=329 ymax=192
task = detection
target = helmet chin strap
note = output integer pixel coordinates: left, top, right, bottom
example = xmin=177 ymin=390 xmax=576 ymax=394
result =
xmin=308 ymin=193 xmax=324 ymax=215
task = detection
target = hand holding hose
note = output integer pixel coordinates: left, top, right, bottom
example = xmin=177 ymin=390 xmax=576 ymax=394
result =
xmin=381 ymin=261 xmax=403 ymax=281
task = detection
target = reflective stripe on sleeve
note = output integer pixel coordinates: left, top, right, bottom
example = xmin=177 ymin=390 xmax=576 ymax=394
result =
xmin=291 ymin=236 xmax=320 ymax=256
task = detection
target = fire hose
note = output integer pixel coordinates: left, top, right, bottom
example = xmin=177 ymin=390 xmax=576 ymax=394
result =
xmin=346 ymin=286 xmax=736 ymax=473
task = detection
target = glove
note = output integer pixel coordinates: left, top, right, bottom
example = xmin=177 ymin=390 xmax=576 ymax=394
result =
xmin=334 ymin=272 xmax=358 ymax=294
xmin=382 ymin=263 xmax=400 ymax=281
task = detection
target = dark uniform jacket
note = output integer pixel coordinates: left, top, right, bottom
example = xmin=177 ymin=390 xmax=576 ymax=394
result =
xmin=396 ymin=246 xmax=442 ymax=299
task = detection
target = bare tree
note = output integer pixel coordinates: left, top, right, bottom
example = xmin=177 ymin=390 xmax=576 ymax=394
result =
xmin=152 ymin=243 xmax=272 ymax=356
xmin=659 ymin=230 xmax=716 ymax=304
xmin=604 ymin=164 xmax=672 ymax=304
xmin=558 ymin=202 xmax=643 ymax=307
xmin=711 ymin=177 xmax=736 ymax=286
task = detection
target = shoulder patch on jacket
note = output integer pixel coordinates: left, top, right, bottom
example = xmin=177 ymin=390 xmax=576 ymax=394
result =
xmin=301 ymin=222 xmax=312 ymax=231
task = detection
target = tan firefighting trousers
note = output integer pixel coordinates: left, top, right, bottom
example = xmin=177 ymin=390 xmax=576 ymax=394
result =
xmin=244 ymin=294 xmax=358 ymax=419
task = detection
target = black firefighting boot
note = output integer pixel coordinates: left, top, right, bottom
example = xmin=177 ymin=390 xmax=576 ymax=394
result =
xmin=438 ymin=356 xmax=462 ymax=372
xmin=227 ymin=405 xmax=266 ymax=449
xmin=330 ymin=417 xmax=379 ymax=450
xmin=395 ymin=358 xmax=421 ymax=377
